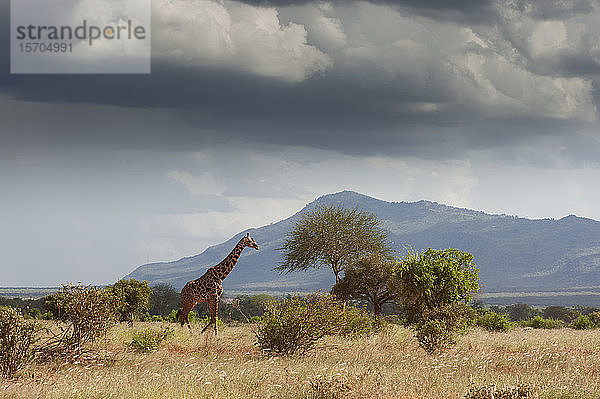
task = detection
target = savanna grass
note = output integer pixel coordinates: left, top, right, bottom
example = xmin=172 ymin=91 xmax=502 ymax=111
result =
xmin=1 ymin=322 xmax=600 ymax=398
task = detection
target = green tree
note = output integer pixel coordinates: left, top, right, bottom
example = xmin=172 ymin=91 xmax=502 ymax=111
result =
xmin=393 ymin=248 xmax=480 ymax=323
xmin=332 ymin=253 xmax=397 ymax=316
xmin=148 ymin=283 xmax=180 ymax=316
xmin=506 ymin=303 xmax=538 ymax=321
xmin=276 ymin=204 xmax=391 ymax=284
xmin=107 ymin=279 xmax=151 ymax=326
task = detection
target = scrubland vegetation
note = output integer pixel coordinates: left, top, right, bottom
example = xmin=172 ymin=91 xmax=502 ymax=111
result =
xmin=2 ymin=319 xmax=600 ymax=399
xmin=3 ymin=205 xmax=600 ymax=398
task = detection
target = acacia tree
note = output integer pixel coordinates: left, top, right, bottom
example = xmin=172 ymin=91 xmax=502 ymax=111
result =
xmin=332 ymin=253 xmax=397 ymax=316
xmin=276 ymin=204 xmax=392 ymax=284
xmin=148 ymin=283 xmax=180 ymax=316
xmin=393 ymin=248 xmax=480 ymax=323
xmin=107 ymin=279 xmax=151 ymax=326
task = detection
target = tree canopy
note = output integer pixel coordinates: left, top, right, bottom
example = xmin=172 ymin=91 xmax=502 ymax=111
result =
xmin=148 ymin=283 xmax=180 ymax=316
xmin=276 ymin=204 xmax=392 ymax=284
xmin=393 ymin=248 xmax=480 ymax=323
xmin=332 ymin=253 xmax=397 ymax=316
xmin=107 ymin=279 xmax=151 ymax=326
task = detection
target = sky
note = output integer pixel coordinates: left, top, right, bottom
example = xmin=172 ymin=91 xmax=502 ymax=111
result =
xmin=1 ymin=0 xmax=600 ymax=286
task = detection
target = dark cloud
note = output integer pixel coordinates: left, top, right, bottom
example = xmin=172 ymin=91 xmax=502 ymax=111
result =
xmin=239 ymin=0 xmax=497 ymax=23
xmin=1 ymin=0 xmax=598 ymax=160
xmin=524 ymin=0 xmax=595 ymax=20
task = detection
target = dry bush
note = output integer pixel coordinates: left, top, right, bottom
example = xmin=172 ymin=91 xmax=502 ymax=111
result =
xmin=0 ymin=306 xmax=39 ymax=379
xmin=465 ymin=384 xmax=535 ymax=399
xmin=38 ymin=283 xmax=120 ymax=360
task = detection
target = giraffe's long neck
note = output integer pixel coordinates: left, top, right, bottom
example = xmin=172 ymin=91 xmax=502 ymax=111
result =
xmin=212 ymin=239 xmax=245 ymax=280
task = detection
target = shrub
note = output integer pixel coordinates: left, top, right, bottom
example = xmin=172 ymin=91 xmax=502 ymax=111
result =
xmin=425 ymin=302 xmax=476 ymax=334
xmin=521 ymin=316 xmax=562 ymax=329
xmin=39 ymin=284 xmax=120 ymax=359
xmin=587 ymin=311 xmax=600 ymax=327
xmin=465 ymin=384 xmax=534 ymax=399
xmin=199 ymin=315 xmax=224 ymax=329
xmin=565 ymin=310 xmax=581 ymax=323
xmin=340 ymin=306 xmax=376 ymax=337
xmin=476 ymin=311 xmax=512 ymax=332
xmin=127 ymin=326 xmax=174 ymax=353
xmin=383 ymin=315 xmax=407 ymax=326
xmin=413 ymin=303 xmax=476 ymax=353
xmin=308 ymin=375 xmax=352 ymax=399
xmin=415 ymin=318 xmax=455 ymax=354
xmin=168 ymin=309 xmax=179 ymax=323
xmin=0 ymin=306 xmax=39 ymax=379
xmin=571 ymin=315 xmax=594 ymax=330
xmin=255 ymin=293 xmax=346 ymax=356
xmin=151 ymin=315 xmax=164 ymax=322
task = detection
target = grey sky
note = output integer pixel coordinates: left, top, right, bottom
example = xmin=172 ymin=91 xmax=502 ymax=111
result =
xmin=1 ymin=0 xmax=599 ymax=286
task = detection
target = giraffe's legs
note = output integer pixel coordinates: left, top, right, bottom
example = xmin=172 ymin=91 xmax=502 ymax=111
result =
xmin=179 ymin=301 xmax=195 ymax=330
xmin=201 ymin=299 xmax=219 ymax=335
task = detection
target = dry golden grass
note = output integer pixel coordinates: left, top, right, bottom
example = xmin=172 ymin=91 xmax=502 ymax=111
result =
xmin=2 ymin=322 xmax=600 ymax=398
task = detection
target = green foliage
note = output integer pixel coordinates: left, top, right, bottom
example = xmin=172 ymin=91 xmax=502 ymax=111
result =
xmin=41 ymin=283 xmax=120 ymax=358
xmin=151 ymin=315 xmax=164 ymax=322
xmin=414 ymin=303 xmax=476 ymax=353
xmin=107 ymin=279 xmax=151 ymax=326
xmin=543 ymin=306 xmax=570 ymax=322
xmin=168 ymin=309 xmax=178 ymax=323
xmin=415 ymin=318 xmax=454 ymax=354
xmin=587 ymin=311 xmax=600 ymax=327
xmin=476 ymin=311 xmax=512 ymax=332
xmin=199 ymin=315 xmax=224 ymax=329
xmin=393 ymin=248 xmax=480 ymax=323
xmin=521 ymin=316 xmax=562 ymax=329
xmin=332 ymin=254 xmax=397 ymax=316
xmin=255 ymin=293 xmax=347 ymax=355
xmin=505 ymin=303 xmax=538 ymax=322
xmin=571 ymin=315 xmax=594 ymax=330
xmin=339 ymin=306 xmax=376 ymax=338
xmin=225 ymin=294 xmax=274 ymax=322
xmin=565 ymin=310 xmax=582 ymax=323
xmin=0 ymin=306 xmax=39 ymax=379
xmin=148 ymin=284 xmax=180 ymax=317
xmin=276 ymin=204 xmax=392 ymax=283
xmin=127 ymin=326 xmax=174 ymax=353
xmin=465 ymin=384 xmax=534 ymax=399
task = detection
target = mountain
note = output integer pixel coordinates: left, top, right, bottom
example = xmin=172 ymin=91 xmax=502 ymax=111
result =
xmin=124 ymin=191 xmax=600 ymax=294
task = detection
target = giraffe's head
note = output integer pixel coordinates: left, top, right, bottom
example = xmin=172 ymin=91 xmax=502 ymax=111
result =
xmin=242 ymin=233 xmax=259 ymax=250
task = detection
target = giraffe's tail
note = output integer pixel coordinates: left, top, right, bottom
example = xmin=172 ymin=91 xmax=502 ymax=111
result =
xmin=176 ymin=308 xmax=182 ymax=325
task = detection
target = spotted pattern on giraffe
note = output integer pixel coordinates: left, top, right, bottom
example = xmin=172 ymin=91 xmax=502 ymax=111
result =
xmin=177 ymin=233 xmax=259 ymax=334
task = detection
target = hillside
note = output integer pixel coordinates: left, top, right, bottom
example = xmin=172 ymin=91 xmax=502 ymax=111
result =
xmin=124 ymin=191 xmax=600 ymax=294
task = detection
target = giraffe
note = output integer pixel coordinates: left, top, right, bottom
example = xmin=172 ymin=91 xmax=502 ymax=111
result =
xmin=176 ymin=233 xmax=259 ymax=334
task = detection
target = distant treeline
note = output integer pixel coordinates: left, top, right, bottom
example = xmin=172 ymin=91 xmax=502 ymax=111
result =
xmin=3 ymin=285 xmax=599 ymax=325
xmin=0 ymin=283 xmax=275 ymax=322
xmin=472 ymin=300 xmax=600 ymax=323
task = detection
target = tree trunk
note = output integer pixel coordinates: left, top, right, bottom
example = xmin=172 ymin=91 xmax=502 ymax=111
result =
xmin=373 ymin=302 xmax=382 ymax=317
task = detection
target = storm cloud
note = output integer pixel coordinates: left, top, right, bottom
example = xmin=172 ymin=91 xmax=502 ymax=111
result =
xmin=2 ymin=0 xmax=600 ymax=286
xmin=1 ymin=0 xmax=598 ymax=156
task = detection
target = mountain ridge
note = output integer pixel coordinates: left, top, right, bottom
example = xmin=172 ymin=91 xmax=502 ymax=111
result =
xmin=124 ymin=191 xmax=600 ymax=294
